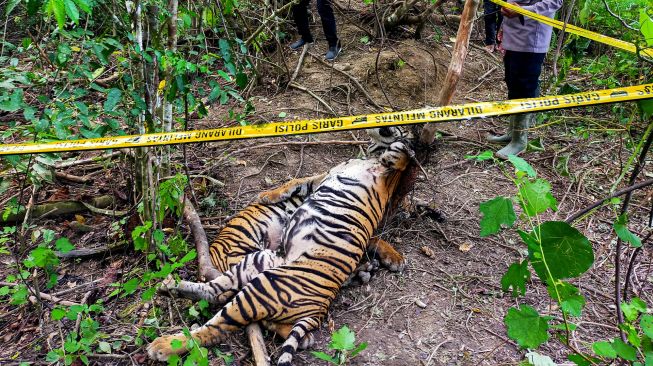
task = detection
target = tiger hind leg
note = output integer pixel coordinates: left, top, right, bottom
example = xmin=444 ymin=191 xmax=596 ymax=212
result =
xmin=257 ymin=173 xmax=327 ymax=204
xmin=262 ymin=321 xmax=315 ymax=350
xmin=149 ymin=279 xmax=272 ymax=361
xmin=276 ymin=318 xmax=321 ymax=366
xmin=367 ymin=237 xmax=405 ymax=272
xmin=159 ymin=249 xmax=285 ymax=305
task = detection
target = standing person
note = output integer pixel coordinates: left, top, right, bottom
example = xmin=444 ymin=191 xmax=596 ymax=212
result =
xmin=484 ymin=0 xmax=503 ymax=53
xmin=290 ymin=0 xmax=342 ymax=61
xmin=487 ymin=0 xmax=563 ymax=159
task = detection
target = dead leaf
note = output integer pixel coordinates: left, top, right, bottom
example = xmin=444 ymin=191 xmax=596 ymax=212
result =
xmin=420 ymin=246 xmax=435 ymax=258
xmin=458 ymin=242 xmax=473 ymax=253
xmin=74 ymin=214 xmax=86 ymax=224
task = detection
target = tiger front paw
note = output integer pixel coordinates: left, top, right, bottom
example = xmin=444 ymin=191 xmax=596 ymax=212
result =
xmin=147 ymin=334 xmax=188 ymax=361
xmin=382 ymin=252 xmax=405 ymax=272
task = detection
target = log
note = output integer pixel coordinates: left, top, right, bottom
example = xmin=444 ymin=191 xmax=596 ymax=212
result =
xmin=182 ymin=197 xmax=219 ymax=282
xmin=420 ymin=0 xmax=480 ymax=146
xmin=0 ymin=195 xmax=115 ymax=223
xmin=247 ymin=323 xmax=272 ymax=366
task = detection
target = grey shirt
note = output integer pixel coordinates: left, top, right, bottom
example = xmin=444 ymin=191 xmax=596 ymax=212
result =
xmin=501 ymin=0 xmax=563 ymax=53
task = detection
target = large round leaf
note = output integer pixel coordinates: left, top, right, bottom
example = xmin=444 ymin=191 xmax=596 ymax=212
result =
xmin=528 ymin=221 xmax=594 ymax=281
xmin=504 ymin=305 xmax=550 ymax=349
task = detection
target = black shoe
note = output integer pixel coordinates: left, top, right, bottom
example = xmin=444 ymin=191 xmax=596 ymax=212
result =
xmin=325 ymin=44 xmax=342 ymax=61
xmin=290 ymin=39 xmax=311 ymax=50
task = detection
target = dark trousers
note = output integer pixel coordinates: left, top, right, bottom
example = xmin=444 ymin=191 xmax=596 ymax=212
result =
xmin=504 ymin=50 xmax=546 ymax=99
xmin=292 ymin=0 xmax=339 ymax=47
xmin=483 ymin=0 xmax=503 ymax=46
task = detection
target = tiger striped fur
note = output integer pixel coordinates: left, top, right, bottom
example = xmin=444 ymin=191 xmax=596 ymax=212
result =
xmin=148 ymin=131 xmax=412 ymax=365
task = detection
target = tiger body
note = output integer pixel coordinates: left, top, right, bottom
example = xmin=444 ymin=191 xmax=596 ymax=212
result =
xmin=149 ymin=135 xmax=412 ymax=365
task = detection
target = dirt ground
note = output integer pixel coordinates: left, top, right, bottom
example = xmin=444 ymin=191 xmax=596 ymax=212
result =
xmin=1 ymin=2 xmax=653 ymax=366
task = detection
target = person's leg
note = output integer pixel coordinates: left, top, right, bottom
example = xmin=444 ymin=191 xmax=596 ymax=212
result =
xmin=496 ymin=52 xmax=546 ymax=159
xmin=487 ymin=50 xmax=517 ymax=142
xmin=316 ymin=0 xmax=338 ymax=47
xmin=291 ymin=0 xmax=314 ymax=48
xmin=484 ymin=0 xmax=499 ymax=46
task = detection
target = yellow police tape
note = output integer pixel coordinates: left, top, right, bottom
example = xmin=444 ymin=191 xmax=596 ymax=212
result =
xmin=489 ymin=0 xmax=653 ymax=59
xmin=1 ymin=83 xmax=652 ymax=156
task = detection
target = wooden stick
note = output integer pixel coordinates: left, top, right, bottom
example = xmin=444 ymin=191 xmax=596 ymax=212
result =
xmin=182 ymin=197 xmax=219 ymax=282
xmin=247 ymin=323 xmax=271 ymax=366
xmin=289 ymin=43 xmax=310 ymax=85
xmin=288 ymin=82 xmax=337 ymax=115
xmin=420 ymin=0 xmax=480 ymax=145
xmin=55 ymin=151 xmax=122 ymax=169
xmin=308 ymin=51 xmax=383 ymax=110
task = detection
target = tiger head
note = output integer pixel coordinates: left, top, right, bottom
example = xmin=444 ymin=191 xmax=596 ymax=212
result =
xmin=366 ymin=126 xmax=414 ymax=156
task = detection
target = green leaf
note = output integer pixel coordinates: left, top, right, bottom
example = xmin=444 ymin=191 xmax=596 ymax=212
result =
xmin=0 ymin=286 xmax=9 ymax=296
xmin=528 ymin=221 xmax=594 ymax=281
xmin=0 ymin=89 xmax=24 ymax=112
xmin=104 ymin=88 xmax=122 ymax=112
xmin=330 ymin=325 xmax=356 ymax=351
xmin=622 ymin=297 xmax=647 ymax=322
xmin=51 ymin=307 xmax=67 ymax=320
xmin=350 ymin=341 xmax=367 ymax=358
xmin=171 ymin=339 xmax=184 ymax=350
xmin=612 ymin=338 xmax=637 ymax=361
xmin=592 ymin=341 xmax=616 ymax=359
xmin=465 ymin=150 xmax=494 ymax=161
xmin=501 ymin=260 xmax=530 ymax=297
xmin=121 ymin=278 xmax=140 ymax=296
xmin=508 ymin=155 xmax=536 ymax=177
xmin=55 ymin=237 xmax=75 ymax=253
xmin=72 ymin=0 xmax=89 ymax=13
xmin=547 ymin=281 xmax=585 ymax=317
xmin=63 ymin=0 xmax=78 ymax=24
xmin=46 ymin=351 xmax=61 ymax=363
xmin=29 ymin=247 xmax=60 ymax=269
xmin=567 ymin=353 xmax=594 ymax=366
xmin=6 ymin=0 xmax=21 ymax=16
xmin=49 ymin=0 xmax=66 ymax=28
xmin=641 ymin=315 xmax=653 ymax=339
xmin=98 ymin=341 xmax=111 ymax=354
xmin=188 ymin=306 xmax=199 ymax=318
xmin=525 ymin=351 xmax=556 ymax=366
xmin=311 ymin=351 xmax=339 ymax=364
xmin=179 ymin=250 xmax=196 ymax=264
xmin=479 ymin=197 xmax=516 ymax=237
xmin=504 ymin=305 xmax=550 ymax=349
xmin=141 ymin=287 xmax=156 ymax=301
xmin=614 ymin=214 xmax=642 ymax=248
xmin=519 ymin=179 xmax=558 ymax=217
xmin=640 ymin=9 xmax=653 ymax=47
xmin=639 ymin=100 xmax=653 ymax=119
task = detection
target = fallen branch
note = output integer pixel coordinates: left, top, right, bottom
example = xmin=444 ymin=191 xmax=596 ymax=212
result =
xmin=289 ymin=82 xmax=337 ymax=115
xmin=55 ymin=151 xmax=122 ymax=169
xmin=565 ymin=178 xmax=653 ymax=223
xmin=1 ymin=195 xmax=116 ymax=223
xmin=182 ymin=197 xmax=219 ymax=282
xmin=55 ymin=170 xmax=105 ymax=184
xmin=308 ymin=51 xmax=383 ymax=110
xmin=247 ymin=323 xmax=271 ymax=366
xmin=56 ymin=240 xmax=129 ymax=259
xmin=289 ymin=43 xmax=310 ymax=85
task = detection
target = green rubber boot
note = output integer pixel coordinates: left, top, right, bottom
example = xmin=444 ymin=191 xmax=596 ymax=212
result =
xmin=495 ymin=113 xmax=533 ymax=160
xmin=486 ymin=116 xmax=515 ymax=143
